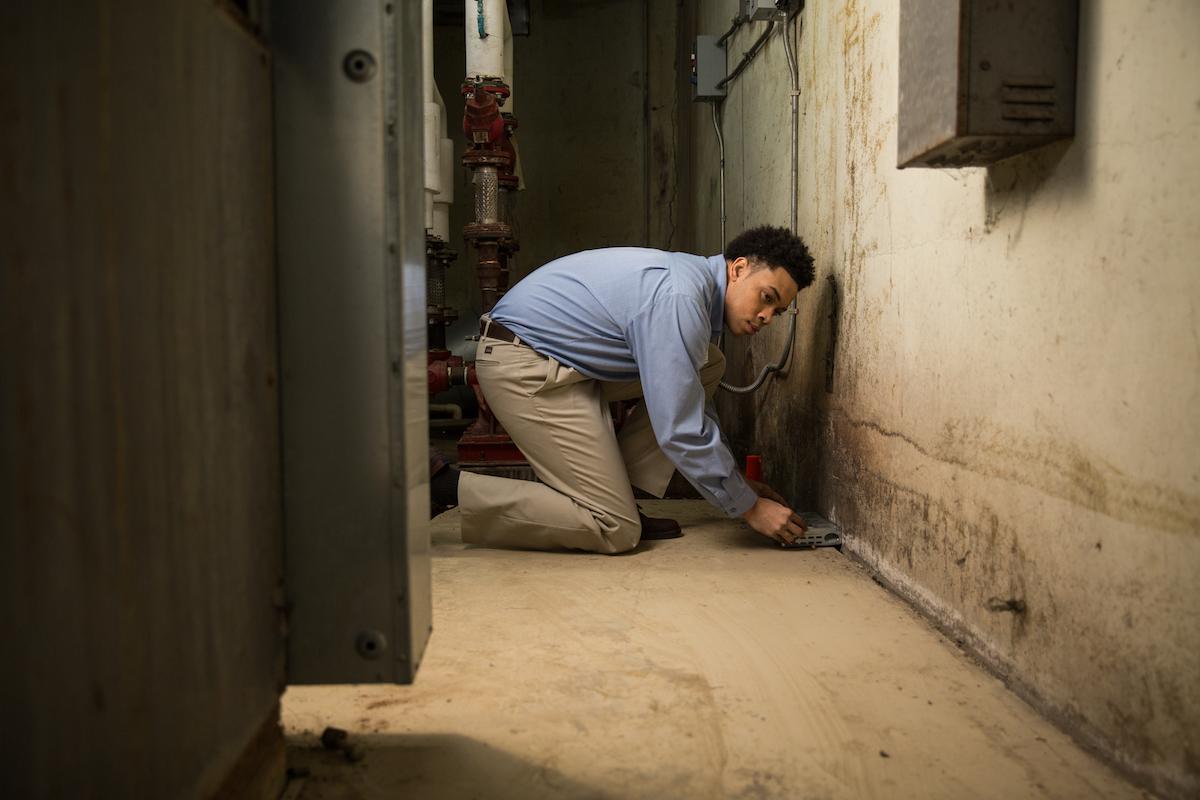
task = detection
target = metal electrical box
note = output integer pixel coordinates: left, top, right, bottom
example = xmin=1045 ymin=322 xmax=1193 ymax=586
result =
xmin=743 ymin=0 xmax=799 ymax=21
xmin=270 ymin=0 xmax=432 ymax=684
xmin=898 ymin=0 xmax=1079 ymax=168
xmin=693 ymin=35 xmax=727 ymax=101
xmin=744 ymin=0 xmax=780 ymax=21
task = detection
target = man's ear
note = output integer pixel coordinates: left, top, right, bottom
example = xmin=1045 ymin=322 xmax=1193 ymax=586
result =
xmin=729 ymin=256 xmax=748 ymax=282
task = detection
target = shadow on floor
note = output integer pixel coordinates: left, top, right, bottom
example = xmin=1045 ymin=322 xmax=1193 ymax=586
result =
xmin=286 ymin=732 xmax=609 ymax=800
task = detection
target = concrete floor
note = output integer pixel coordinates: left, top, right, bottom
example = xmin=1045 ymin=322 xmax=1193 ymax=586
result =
xmin=282 ymin=500 xmax=1147 ymax=800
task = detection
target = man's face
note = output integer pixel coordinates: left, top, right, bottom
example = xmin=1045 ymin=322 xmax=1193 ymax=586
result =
xmin=723 ymin=257 xmax=800 ymax=336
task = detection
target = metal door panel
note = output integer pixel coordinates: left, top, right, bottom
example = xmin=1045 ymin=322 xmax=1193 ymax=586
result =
xmin=271 ymin=0 xmax=430 ymax=684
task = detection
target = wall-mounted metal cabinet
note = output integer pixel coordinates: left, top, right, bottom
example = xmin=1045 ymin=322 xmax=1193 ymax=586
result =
xmin=270 ymin=0 xmax=432 ymax=684
xmin=693 ymin=35 xmax=727 ymax=101
xmin=898 ymin=0 xmax=1079 ymax=168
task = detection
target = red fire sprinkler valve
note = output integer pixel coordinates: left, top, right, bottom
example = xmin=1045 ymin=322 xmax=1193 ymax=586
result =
xmin=462 ymin=80 xmax=507 ymax=145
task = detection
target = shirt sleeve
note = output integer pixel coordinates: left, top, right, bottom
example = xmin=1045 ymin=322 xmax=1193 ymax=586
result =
xmin=625 ymin=294 xmax=759 ymax=517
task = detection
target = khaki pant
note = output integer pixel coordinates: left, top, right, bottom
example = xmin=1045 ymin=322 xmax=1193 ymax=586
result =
xmin=458 ymin=334 xmax=726 ymax=553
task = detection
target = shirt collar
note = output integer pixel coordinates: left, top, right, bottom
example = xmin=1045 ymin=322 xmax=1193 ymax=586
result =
xmin=708 ymin=253 xmax=727 ymax=335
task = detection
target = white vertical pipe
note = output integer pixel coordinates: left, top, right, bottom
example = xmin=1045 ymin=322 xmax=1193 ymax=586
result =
xmin=463 ymin=0 xmax=518 ymax=192
xmin=501 ymin=12 xmax=517 ymax=181
xmin=502 ymin=6 xmax=514 ymax=113
xmin=423 ymin=0 xmax=441 ymax=232
xmin=433 ymin=87 xmax=454 ymax=241
xmin=432 ymin=207 xmax=451 ymax=242
xmin=422 ymin=0 xmax=435 ymax=100
xmin=465 ymin=0 xmax=509 ymax=85
xmin=438 ymin=137 xmax=454 ymax=207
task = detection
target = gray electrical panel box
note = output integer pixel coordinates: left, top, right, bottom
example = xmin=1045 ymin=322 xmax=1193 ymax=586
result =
xmin=744 ymin=1 xmax=799 ymax=21
xmin=898 ymin=0 xmax=1079 ymax=168
xmin=693 ymin=34 xmax=727 ymax=101
xmin=744 ymin=0 xmax=780 ymax=21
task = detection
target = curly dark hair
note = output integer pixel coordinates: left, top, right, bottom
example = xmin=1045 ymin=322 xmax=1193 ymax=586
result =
xmin=725 ymin=225 xmax=815 ymax=290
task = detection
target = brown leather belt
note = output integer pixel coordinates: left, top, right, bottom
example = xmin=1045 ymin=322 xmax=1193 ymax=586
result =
xmin=479 ymin=318 xmax=526 ymax=346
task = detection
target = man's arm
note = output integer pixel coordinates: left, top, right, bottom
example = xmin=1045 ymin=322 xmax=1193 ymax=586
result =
xmin=626 ymin=296 xmax=806 ymax=543
xmin=626 ymin=294 xmax=754 ymax=514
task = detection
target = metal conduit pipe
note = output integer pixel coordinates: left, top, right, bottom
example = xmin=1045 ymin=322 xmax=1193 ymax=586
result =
xmin=785 ymin=12 xmax=799 ymax=235
xmin=716 ymin=21 xmax=775 ymax=91
xmin=720 ymin=11 xmax=802 ymax=394
xmin=712 ymin=102 xmax=726 ymax=249
xmin=717 ymin=12 xmax=748 ymax=47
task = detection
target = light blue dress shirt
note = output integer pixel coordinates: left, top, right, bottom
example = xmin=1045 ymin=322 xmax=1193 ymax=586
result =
xmin=489 ymin=247 xmax=759 ymax=517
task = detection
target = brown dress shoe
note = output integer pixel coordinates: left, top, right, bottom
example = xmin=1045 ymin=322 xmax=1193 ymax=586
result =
xmin=638 ymin=509 xmax=683 ymax=540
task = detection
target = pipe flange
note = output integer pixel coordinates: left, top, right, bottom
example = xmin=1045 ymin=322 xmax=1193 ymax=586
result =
xmin=462 ymin=150 xmax=511 ymax=170
xmin=463 ymin=222 xmax=512 ymax=241
xmin=462 ymin=79 xmax=511 ymax=100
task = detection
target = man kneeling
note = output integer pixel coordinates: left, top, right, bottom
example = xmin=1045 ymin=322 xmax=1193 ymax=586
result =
xmin=431 ymin=226 xmax=814 ymax=553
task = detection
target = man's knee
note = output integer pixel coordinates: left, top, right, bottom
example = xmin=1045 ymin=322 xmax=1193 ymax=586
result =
xmin=596 ymin=512 xmax=641 ymax=554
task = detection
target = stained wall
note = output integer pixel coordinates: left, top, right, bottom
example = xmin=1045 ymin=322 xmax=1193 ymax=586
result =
xmin=693 ymin=2 xmax=1200 ymax=797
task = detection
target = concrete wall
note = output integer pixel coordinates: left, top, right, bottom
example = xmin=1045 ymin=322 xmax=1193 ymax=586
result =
xmin=0 ymin=3 xmax=285 ymax=797
xmin=694 ymin=1 xmax=1200 ymax=797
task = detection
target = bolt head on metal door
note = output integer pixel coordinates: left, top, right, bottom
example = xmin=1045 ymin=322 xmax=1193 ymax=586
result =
xmin=355 ymin=630 xmax=387 ymax=659
xmin=343 ymin=50 xmax=376 ymax=83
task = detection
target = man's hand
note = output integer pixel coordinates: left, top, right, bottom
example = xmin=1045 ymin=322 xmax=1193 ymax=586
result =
xmin=741 ymin=497 xmax=808 ymax=545
xmin=745 ymin=476 xmax=787 ymax=506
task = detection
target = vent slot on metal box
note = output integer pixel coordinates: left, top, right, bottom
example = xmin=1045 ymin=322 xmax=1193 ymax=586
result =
xmin=1001 ymin=77 xmax=1057 ymax=122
